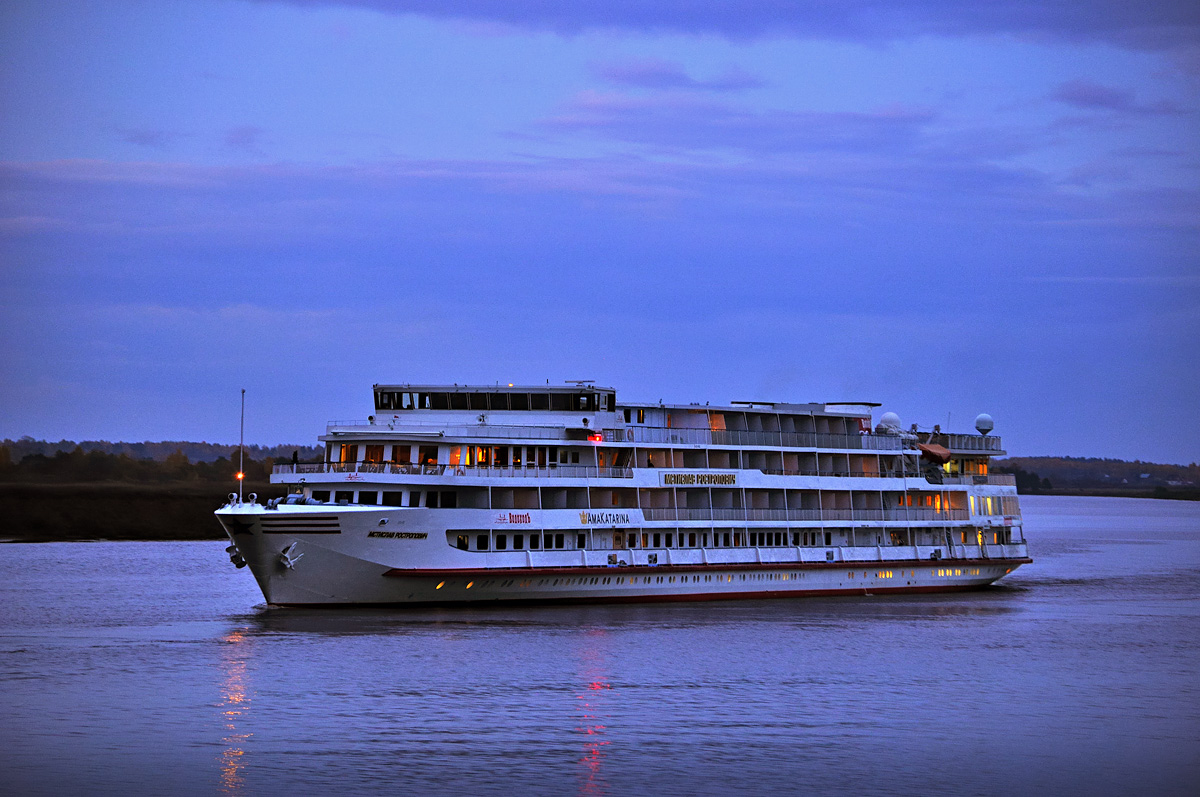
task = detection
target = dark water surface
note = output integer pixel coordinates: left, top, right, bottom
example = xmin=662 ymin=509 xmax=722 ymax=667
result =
xmin=2 ymin=496 xmax=1198 ymax=796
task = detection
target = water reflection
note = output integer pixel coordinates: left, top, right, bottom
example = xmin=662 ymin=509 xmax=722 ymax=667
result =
xmin=218 ymin=627 xmax=253 ymax=795
xmin=576 ymin=629 xmax=612 ymax=796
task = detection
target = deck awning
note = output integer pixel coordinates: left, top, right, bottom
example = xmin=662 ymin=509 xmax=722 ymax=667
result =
xmin=917 ymin=443 xmax=952 ymax=464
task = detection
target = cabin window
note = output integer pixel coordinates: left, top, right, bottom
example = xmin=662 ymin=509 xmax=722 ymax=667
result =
xmin=311 ymin=490 xmax=330 ymax=502
xmin=554 ymin=533 xmax=565 ymax=549
xmin=530 ymin=393 xmax=549 ymax=410
xmin=429 ymin=393 xmax=448 ymax=410
xmin=488 ymin=393 xmax=509 ymax=410
xmin=408 ymin=491 xmax=421 ymax=507
xmin=702 ymin=533 xmax=708 ymax=547
xmin=550 ymin=393 xmax=570 ymax=411
xmin=427 ymin=492 xmax=439 ymax=509
xmin=440 ymin=491 xmax=457 ymax=508
xmin=792 ymin=532 xmax=801 ymax=546
xmin=665 ymin=533 xmax=673 ymax=547
xmin=376 ymin=392 xmax=392 ymax=410
xmin=456 ymin=535 xmax=469 ymax=550
xmin=335 ymin=490 xmax=354 ymax=504
xmin=391 ymin=446 xmax=411 ymax=465
xmin=824 ymin=531 xmax=832 ymax=545
xmin=418 ymin=446 xmax=438 ymax=466
xmin=624 ymin=408 xmax=631 ymax=423
xmin=530 ymin=533 xmax=540 ymax=550
xmin=468 ymin=393 xmax=488 ymax=410
xmin=600 ymin=393 xmax=610 ymax=411
xmin=637 ymin=409 xmax=645 ymax=424
xmin=357 ymin=491 xmax=378 ymax=505
xmin=496 ymin=534 xmax=507 ymax=550
xmin=363 ymin=445 xmax=384 ymax=463
xmin=653 ymin=533 xmax=661 ymax=548
xmin=577 ymin=533 xmax=586 ymax=549
xmin=476 ymin=534 xmax=489 ymax=550
xmin=450 ymin=393 xmax=468 ymax=410
xmin=339 ymin=444 xmax=358 ymax=463
xmin=382 ymin=492 xmax=403 ymax=507
xmin=510 ymin=393 xmax=529 ymax=411
xmin=514 ymin=534 xmax=524 ymax=550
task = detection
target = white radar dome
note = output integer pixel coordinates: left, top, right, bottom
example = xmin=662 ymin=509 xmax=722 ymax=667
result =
xmin=878 ymin=412 xmax=902 ymax=432
xmin=975 ymin=413 xmax=994 ymax=435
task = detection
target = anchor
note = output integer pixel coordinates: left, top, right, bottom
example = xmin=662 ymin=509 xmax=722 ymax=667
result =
xmin=278 ymin=542 xmax=304 ymax=570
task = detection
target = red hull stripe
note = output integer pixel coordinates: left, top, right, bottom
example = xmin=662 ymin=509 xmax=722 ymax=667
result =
xmin=383 ymin=557 xmax=1031 ymax=578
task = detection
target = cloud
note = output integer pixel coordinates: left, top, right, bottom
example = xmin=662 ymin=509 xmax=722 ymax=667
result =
xmin=593 ymin=58 xmax=763 ymax=91
xmin=117 ymin=128 xmax=176 ymax=148
xmin=1051 ymin=79 xmax=1184 ymax=115
xmin=251 ymin=1 xmax=1200 ymax=50
xmin=225 ymin=125 xmax=266 ymax=153
xmin=540 ymin=91 xmax=938 ymax=156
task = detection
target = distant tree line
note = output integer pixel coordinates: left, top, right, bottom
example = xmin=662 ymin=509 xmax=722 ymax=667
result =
xmin=0 ymin=444 xmax=297 ymax=485
xmin=1 ymin=437 xmax=321 ymax=465
xmin=992 ymin=457 xmax=1198 ymax=491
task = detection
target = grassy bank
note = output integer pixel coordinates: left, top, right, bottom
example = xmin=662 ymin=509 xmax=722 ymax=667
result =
xmin=0 ymin=482 xmax=281 ymax=542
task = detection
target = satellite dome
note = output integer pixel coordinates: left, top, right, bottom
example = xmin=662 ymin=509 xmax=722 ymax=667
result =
xmin=975 ymin=413 xmax=994 ymax=435
xmin=878 ymin=412 xmax=902 ymax=432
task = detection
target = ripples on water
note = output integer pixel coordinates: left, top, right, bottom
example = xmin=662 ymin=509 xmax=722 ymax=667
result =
xmin=1 ymin=496 xmax=1197 ymax=796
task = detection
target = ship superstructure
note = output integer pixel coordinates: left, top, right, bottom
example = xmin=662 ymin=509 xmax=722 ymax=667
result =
xmin=216 ymin=383 xmax=1029 ymax=605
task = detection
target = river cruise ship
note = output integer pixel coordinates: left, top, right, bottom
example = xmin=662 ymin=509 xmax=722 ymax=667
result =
xmin=216 ymin=383 xmax=1030 ymax=606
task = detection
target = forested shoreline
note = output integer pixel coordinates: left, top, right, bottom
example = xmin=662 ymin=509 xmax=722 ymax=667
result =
xmin=1 ymin=440 xmax=1195 ymax=541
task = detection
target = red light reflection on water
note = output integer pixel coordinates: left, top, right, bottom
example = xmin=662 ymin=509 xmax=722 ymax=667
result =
xmin=218 ymin=628 xmax=253 ymax=795
xmin=575 ymin=632 xmax=613 ymax=796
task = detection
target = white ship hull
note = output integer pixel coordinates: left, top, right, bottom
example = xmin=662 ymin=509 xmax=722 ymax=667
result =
xmin=216 ymin=502 xmax=1030 ymax=606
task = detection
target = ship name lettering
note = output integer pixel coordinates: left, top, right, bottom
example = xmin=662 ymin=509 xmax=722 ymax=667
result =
xmin=368 ymin=531 xmax=428 ymax=539
xmin=579 ymin=511 xmax=631 ymax=525
xmin=662 ymin=472 xmax=736 ymax=486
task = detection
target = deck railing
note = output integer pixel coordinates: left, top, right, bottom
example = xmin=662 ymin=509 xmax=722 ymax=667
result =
xmin=640 ymin=508 xmax=969 ymax=522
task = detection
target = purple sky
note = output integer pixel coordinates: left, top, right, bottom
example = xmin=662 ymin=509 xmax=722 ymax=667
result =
xmin=1 ymin=1 xmax=1197 ymax=463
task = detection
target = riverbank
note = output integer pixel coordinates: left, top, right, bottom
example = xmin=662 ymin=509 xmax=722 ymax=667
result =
xmin=0 ymin=482 xmax=280 ymax=542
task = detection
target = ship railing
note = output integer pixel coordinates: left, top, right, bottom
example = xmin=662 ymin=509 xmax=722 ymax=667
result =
xmin=603 ymin=426 xmax=903 ymax=450
xmin=326 ymin=420 xmax=576 ymax=440
xmin=937 ymin=473 xmax=1017 ymax=486
xmin=273 ymin=463 xmax=634 ymax=478
xmin=935 ymin=434 xmax=1004 ymax=452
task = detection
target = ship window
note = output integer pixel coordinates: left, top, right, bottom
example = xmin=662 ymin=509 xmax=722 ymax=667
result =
xmin=600 ymin=393 xmax=610 ymax=411
xmin=408 ymin=491 xmax=421 ymax=507
xmin=637 ymin=409 xmax=645 ymax=424
xmin=514 ymin=534 xmax=524 ymax=550
xmin=311 ymin=490 xmax=330 ymax=502
xmin=399 ymin=392 xmax=413 ymax=410
xmin=723 ymin=532 xmax=730 ymax=547
xmin=440 ymin=491 xmax=457 ymax=508
xmin=358 ymin=491 xmax=378 ymax=505
xmin=382 ymin=491 xmax=403 ymax=506
xmin=494 ymin=446 xmax=509 ymax=467
xmin=550 ymin=393 xmax=570 ymax=411
xmin=512 ymin=448 xmax=522 ymax=467
xmin=456 ymin=535 xmax=468 ymax=550
xmin=628 ymin=534 xmax=637 ymax=548
xmin=653 ymin=533 xmax=661 ymax=548
xmin=530 ymin=533 xmax=540 ymax=549
xmin=476 ymin=534 xmax=489 ymax=550
xmin=377 ymin=392 xmax=392 ymax=410
xmin=391 ymin=446 xmax=411 ymax=465
xmin=489 ymin=393 xmax=509 ymax=411
xmin=430 ymin=393 xmax=449 ymax=410
xmin=571 ymin=452 xmax=580 ymax=464
xmin=824 ymin=531 xmax=832 ymax=545
xmin=554 ymin=533 xmax=565 ymax=549
xmin=468 ymin=393 xmax=489 ymax=410
xmin=335 ymin=490 xmax=354 ymax=504
xmin=792 ymin=532 xmax=800 ymax=546
xmin=339 ymin=443 xmax=358 ymax=463
xmin=624 ymin=408 xmax=631 ymax=423
xmin=577 ymin=533 xmax=586 ymax=549
xmin=496 ymin=534 xmax=507 ymax=550
xmin=418 ymin=446 xmax=438 ymax=466
xmin=530 ymin=393 xmax=549 ymax=410
xmin=510 ymin=393 xmax=529 ymax=411
xmin=665 ymin=533 xmax=673 ymax=547
xmin=364 ymin=445 xmax=384 ymax=463
xmin=450 ymin=393 xmax=468 ymax=410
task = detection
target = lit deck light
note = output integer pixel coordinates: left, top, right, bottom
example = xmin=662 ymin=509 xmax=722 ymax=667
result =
xmin=235 ymin=472 xmax=245 ymax=481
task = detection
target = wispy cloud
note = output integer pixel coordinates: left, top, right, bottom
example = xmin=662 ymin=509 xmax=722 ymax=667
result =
xmin=225 ymin=125 xmax=266 ymax=153
xmin=116 ymin=127 xmax=177 ymax=148
xmin=249 ymin=1 xmax=1200 ymax=50
xmin=1051 ymin=79 xmax=1184 ymax=115
xmin=593 ymin=59 xmax=763 ymax=91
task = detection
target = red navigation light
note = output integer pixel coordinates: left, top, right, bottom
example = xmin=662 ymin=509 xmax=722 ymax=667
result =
xmin=587 ymin=433 xmax=602 ymax=442
xmin=235 ymin=472 xmax=245 ymax=481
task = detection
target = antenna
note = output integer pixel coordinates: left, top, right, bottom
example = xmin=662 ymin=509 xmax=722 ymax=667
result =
xmin=237 ymin=388 xmax=245 ymax=501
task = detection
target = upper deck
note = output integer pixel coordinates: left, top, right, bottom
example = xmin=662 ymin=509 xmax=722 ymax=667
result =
xmin=353 ymin=383 xmax=1004 ymax=456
